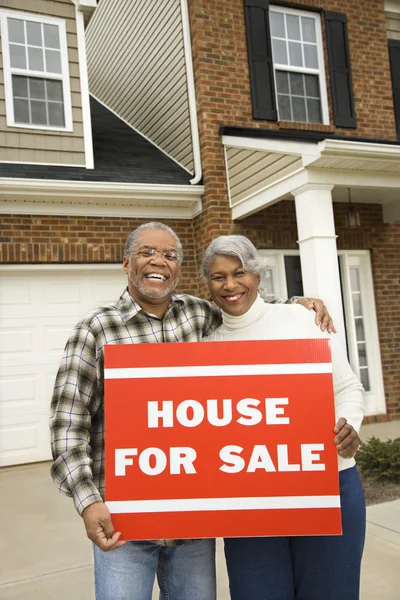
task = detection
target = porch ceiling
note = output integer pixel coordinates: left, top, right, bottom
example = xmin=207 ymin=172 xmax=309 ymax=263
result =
xmin=222 ymin=136 xmax=400 ymax=222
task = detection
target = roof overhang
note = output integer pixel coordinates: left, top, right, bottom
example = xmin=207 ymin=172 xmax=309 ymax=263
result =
xmin=0 ymin=179 xmax=204 ymax=219
xmin=71 ymin=0 xmax=97 ymax=25
xmin=222 ymin=135 xmax=400 ymax=223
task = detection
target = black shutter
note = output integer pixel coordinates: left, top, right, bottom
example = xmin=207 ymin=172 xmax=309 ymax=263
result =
xmin=388 ymin=40 xmax=400 ymax=138
xmin=325 ymin=11 xmax=356 ymax=128
xmin=244 ymin=0 xmax=277 ymax=121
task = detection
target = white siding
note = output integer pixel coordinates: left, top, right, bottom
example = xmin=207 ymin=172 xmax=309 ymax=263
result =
xmin=86 ymin=0 xmax=193 ymax=173
xmin=386 ymin=10 xmax=400 ymax=39
xmin=226 ymin=147 xmax=301 ymax=207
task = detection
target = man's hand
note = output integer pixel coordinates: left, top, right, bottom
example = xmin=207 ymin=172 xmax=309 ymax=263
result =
xmin=334 ymin=417 xmax=360 ymax=458
xmin=82 ymin=501 xmax=126 ymax=552
xmin=296 ymin=297 xmax=336 ymax=333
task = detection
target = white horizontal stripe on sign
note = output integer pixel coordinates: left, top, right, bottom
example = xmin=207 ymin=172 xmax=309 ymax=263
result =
xmin=106 ymin=495 xmax=341 ymax=514
xmin=104 ymin=363 xmax=332 ymax=380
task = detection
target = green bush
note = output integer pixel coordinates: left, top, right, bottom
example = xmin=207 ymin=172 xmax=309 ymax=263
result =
xmin=357 ymin=437 xmax=400 ymax=483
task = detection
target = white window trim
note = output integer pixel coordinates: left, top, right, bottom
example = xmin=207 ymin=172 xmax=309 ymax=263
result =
xmin=269 ymin=5 xmax=329 ymax=125
xmin=339 ymin=251 xmax=386 ymax=416
xmin=0 ymin=9 xmax=73 ymax=132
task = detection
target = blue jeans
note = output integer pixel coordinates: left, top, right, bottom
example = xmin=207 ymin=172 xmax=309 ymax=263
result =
xmin=224 ymin=465 xmax=366 ymax=600
xmin=93 ymin=538 xmax=216 ymax=600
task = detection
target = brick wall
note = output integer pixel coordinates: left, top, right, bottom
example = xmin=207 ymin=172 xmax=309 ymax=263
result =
xmin=0 ymin=215 xmax=202 ymax=296
xmin=189 ymin=0 xmax=397 ymax=252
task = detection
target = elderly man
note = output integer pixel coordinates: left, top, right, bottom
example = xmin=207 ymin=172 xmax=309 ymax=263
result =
xmin=50 ymin=222 xmax=336 ymax=600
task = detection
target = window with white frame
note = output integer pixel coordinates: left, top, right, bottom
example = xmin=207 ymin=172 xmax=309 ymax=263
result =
xmin=0 ymin=10 xmax=72 ymax=130
xmin=269 ymin=6 xmax=329 ymax=124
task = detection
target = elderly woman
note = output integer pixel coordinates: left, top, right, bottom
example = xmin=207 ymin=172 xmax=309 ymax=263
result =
xmin=202 ymin=235 xmax=366 ymax=600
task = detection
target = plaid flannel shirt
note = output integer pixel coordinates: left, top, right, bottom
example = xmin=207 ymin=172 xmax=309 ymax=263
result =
xmin=50 ymin=288 xmax=291 ymax=517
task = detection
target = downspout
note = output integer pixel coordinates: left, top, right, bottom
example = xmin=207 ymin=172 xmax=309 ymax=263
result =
xmin=180 ymin=0 xmax=202 ymax=185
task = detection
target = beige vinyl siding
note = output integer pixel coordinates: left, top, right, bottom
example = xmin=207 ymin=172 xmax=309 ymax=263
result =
xmin=0 ymin=0 xmax=85 ymax=165
xmin=386 ymin=11 xmax=400 ymax=39
xmin=86 ymin=0 xmax=193 ymax=173
xmin=226 ymin=148 xmax=302 ymax=207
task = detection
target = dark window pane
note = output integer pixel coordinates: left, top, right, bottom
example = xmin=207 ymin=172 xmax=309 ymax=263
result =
xmin=29 ymin=78 xmax=46 ymax=100
xmin=305 ymin=74 xmax=319 ymax=97
xmin=12 ymin=75 xmax=28 ymax=98
xmin=14 ymin=98 xmax=30 ymax=123
xmin=43 ymin=24 xmax=60 ymax=49
xmin=307 ymin=98 xmax=322 ymax=123
xmin=292 ymin=96 xmax=307 ymax=121
xmin=290 ymin=73 xmax=304 ymax=96
xmin=288 ymin=41 xmax=302 ymax=67
xmin=46 ymin=79 xmax=63 ymax=101
xmin=352 ymin=293 xmax=362 ymax=317
xmin=357 ymin=343 xmax=368 ymax=367
xmin=304 ymin=44 xmax=318 ymax=69
xmin=45 ymin=49 xmax=62 ymax=73
xmin=48 ymin=102 xmax=65 ymax=127
xmin=28 ymin=46 xmax=44 ymax=71
xmin=355 ymin=318 xmax=366 ymax=342
xmin=360 ymin=368 xmax=370 ymax=391
xmin=287 ymin=15 xmax=301 ymax=40
xmin=26 ymin=21 xmax=42 ymax=46
xmin=272 ymin=39 xmax=288 ymax=65
xmin=270 ymin=12 xmax=285 ymax=38
xmin=31 ymin=100 xmax=47 ymax=125
xmin=302 ymin=17 xmax=316 ymax=43
xmin=350 ymin=269 xmax=360 ymax=291
xmin=276 ymin=71 xmax=289 ymax=94
xmin=8 ymin=18 xmax=25 ymax=43
xmin=10 ymin=44 xmax=26 ymax=69
xmin=277 ymin=94 xmax=291 ymax=120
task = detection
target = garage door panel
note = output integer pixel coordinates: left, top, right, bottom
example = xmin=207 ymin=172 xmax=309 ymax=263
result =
xmin=0 ymin=327 xmax=35 ymax=355
xmin=0 ymin=266 xmax=125 ymax=466
xmin=0 ymin=413 xmax=51 ymax=467
xmin=0 ymin=376 xmax=36 ymax=406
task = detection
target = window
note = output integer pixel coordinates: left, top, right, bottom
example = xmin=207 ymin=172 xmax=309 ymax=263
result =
xmin=0 ymin=10 xmax=72 ymax=130
xmin=339 ymin=252 xmax=385 ymax=415
xmin=269 ymin=6 xmax=329 ymax=124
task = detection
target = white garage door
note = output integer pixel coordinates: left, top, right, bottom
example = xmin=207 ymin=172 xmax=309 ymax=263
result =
xmin=0 ymin=265 xmax=126 ymax=467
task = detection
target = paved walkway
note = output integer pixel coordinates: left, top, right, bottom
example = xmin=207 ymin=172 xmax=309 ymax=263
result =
xmin=0 ymin=420 xmax=399 ymax=599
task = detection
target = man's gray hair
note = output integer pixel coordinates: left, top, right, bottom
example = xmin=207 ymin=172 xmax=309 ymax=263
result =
xmin=124 ymin=222 xmax=184 ymax=266
xmin=202 ymin=235 xmax=268 ymax=279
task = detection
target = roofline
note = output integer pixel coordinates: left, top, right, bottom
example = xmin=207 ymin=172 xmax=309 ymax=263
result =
xmin=219 ymin=126 xmax=400 ymax=146
xmin=0 ymin=179 xmax=204 ymax=219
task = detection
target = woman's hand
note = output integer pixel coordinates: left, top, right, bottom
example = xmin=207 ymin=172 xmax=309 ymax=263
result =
xmin=296 ymin=297 xmax=336 ymax=333
xmin=334 ymin=417 xmax=360 ymax=458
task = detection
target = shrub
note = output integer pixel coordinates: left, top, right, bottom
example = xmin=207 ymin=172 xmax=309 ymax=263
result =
xmin=356 ymin=437 xmax=400 ymax=483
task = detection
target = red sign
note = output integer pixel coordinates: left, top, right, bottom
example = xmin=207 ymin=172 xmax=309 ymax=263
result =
xmin=104 ymin=339 xmax=341 ymax=541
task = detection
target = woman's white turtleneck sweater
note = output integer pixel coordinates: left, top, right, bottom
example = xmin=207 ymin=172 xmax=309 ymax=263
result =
xmin=204 ymin=295 xmax=365 ymax=472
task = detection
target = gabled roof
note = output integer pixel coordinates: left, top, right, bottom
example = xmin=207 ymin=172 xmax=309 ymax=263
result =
xmin=0 ymin=97 xmax=192 ymax=185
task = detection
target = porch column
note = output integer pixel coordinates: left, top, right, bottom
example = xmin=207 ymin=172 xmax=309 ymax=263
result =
xmin=293 ymin=184 xmax=346 ymax=346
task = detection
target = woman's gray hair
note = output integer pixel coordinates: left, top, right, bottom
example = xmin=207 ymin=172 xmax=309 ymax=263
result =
xmin=124 ymin=222 xmax=184 ymax=266
xmin=202 ymin=235 xmax=268 ymax=280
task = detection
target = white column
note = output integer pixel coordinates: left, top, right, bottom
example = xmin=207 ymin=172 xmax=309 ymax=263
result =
xmin=293 ymin=184 xmax=346 ymax=346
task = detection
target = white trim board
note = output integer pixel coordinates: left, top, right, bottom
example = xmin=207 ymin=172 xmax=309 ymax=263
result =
xmin=0 ymin=180 xmax=204 ymax=219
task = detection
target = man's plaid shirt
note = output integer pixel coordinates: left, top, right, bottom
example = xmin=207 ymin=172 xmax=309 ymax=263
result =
xmin=50 ymin=288 xmax=289 ymax=516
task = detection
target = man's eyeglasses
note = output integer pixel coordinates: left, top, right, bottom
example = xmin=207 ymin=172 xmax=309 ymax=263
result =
xmin=132 ymin=248 xmax=179 ymax=262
